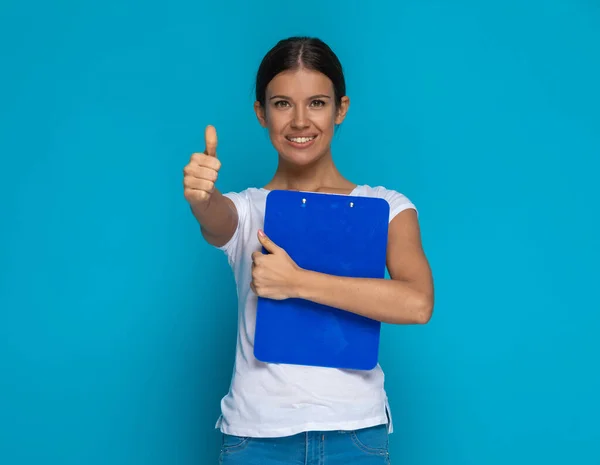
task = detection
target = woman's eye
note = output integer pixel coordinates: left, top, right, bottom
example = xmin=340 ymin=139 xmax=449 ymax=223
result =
xmin=274 ymin=101 xmax=290 ymax=108
xmin=310 ymin=100 xmax=326 ymax=108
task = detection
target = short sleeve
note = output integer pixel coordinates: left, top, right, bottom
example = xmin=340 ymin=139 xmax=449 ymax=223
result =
xmin=373 ymin=186 xmax=418 ymax=223
xmin=216 ymin=190 xmax=249 ymax=264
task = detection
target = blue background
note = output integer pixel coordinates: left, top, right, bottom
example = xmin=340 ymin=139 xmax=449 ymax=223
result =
xmin=1 ymin=0 xmax=598 ymax=464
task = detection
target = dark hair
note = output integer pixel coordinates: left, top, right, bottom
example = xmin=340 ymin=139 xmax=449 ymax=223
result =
xmin=255 ymin=36 xmax=346 ymax=108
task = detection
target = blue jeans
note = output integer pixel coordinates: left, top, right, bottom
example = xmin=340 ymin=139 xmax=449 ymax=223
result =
xmin=219 ymin=424 xmax=391 ymax=464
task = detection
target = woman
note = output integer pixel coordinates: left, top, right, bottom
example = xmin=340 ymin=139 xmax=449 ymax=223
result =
xmin=183 ymin=36 xmax=434 ymax=464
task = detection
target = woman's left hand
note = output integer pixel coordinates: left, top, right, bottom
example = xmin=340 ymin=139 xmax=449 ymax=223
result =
xmin=251 ymin=230 xmax=303 ymax=300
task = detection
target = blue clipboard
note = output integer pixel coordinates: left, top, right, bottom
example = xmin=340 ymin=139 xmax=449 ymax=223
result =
xmin=254 ymin=189 xmax=390 ymax=370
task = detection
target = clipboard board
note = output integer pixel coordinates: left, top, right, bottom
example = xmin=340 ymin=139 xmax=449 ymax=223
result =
xmin=253 ymin=189 xmax=390 ymax=370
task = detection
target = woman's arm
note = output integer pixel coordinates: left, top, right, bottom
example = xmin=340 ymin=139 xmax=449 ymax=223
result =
xmin=251 ymin=209 xmax=434 ymax=325
xmin=183 ymin=126 xmax=239 ymax=248
xmin=296 ymin=209 xmax=433 ymax=324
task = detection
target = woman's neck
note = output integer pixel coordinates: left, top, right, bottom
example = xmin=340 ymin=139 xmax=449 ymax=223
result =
xmin=265 ymin=152 xmax=356 ymax=194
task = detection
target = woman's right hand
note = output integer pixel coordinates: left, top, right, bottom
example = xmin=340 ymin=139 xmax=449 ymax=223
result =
xmin=183 ymin=125 xmax=221 ymax=207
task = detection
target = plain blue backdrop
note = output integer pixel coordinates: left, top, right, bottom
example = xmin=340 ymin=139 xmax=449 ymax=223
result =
xmin=1 ymin=0 xmax=598 ymax=464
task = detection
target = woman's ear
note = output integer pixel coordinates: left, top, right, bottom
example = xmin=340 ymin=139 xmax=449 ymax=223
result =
xmin=254 ymin=101 xmax=268 ymax=128
xmin=334 ymin=96 xmax=350 ymax=125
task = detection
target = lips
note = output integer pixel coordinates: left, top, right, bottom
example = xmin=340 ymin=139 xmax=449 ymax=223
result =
xmin=284 ymin=134 xmax=318 ymax=149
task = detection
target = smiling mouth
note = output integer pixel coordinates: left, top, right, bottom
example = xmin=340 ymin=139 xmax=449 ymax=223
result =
xmin=286 ymin=135 xmax=317 ymax=144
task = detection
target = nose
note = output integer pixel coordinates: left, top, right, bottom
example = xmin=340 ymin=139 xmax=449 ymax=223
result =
xmin=291 ymin=106 xmax=309 ymax=129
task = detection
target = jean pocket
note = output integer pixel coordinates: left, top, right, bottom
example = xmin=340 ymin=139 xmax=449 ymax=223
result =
xmin=350 ymin=424 xmax=389 ymax=456
xmin=221 ymin=433 xmax=251 ymax=454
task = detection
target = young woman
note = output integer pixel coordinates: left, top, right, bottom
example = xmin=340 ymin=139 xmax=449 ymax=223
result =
xmin=183 ymin=36 xmax=434 ymax=464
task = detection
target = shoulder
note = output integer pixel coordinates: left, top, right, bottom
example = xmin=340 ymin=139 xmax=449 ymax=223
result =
xmin=221 ymin=187 xmax=267 ymax=212
xmin=222 ymin=186 xmax=266 ymax=200
xmin=357 ymin=184 xmax=418 ymax=223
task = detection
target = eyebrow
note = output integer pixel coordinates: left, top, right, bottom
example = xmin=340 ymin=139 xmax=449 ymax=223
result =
xmin=269 ymin=94 xmax=332 ymax=100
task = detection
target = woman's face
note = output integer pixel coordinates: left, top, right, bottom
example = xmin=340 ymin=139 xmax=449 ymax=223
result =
xmin=255 ymin=68 xmax=349 ymax=166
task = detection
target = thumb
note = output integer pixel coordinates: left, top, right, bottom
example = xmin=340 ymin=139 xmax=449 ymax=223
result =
xmin=204 ymin=125 xmax=218 ymax=157
xmin=258 ymin=230 xmax=280 ymax=253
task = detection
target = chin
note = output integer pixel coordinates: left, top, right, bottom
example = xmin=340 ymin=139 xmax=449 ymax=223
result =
xmin=279 ymin=149 xmax=323 ymax=167
xmin=275 ymin=138 xmax=328 ymax=166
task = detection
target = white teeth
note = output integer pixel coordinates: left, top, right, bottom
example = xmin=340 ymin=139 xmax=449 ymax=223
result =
xmin=288 ymin=136 xmax=315 ymax=143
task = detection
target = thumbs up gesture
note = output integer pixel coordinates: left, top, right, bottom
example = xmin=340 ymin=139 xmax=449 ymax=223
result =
xmin=183 ymin=125 xmax=221 ymax=206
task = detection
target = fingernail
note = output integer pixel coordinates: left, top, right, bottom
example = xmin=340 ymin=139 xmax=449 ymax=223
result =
xmin=258 ymin=229 xmax=265 ymax=237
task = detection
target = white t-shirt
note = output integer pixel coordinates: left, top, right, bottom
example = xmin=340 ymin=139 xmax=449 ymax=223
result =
xmin=214 ymin=184 xmax=416 ymax=438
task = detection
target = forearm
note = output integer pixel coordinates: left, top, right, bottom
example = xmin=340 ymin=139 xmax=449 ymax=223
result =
xmin=294 ymin=270 xmax=433 ymax=325
xmin=191 ymin=189 xmax=237 ymax=246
